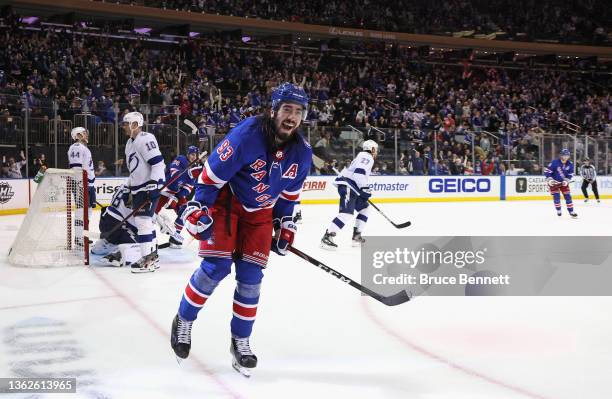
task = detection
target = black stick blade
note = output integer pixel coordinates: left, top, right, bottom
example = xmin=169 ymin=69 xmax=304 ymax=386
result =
xmin=380 ymin=290 xmax=411 ymax=306
xmin=393 ymin=221 xmax=412 ymax=229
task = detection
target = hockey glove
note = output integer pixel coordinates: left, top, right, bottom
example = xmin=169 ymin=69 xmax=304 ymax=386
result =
xmin=547 ymin=178 xmax=559 ymax=187
xmin=183 ymin=201 xmax=213 ymax=241
xmin=272 ymin=216 xmax=297 ymax=256
xmin=359 ymin=186 xmax=373 ymax=200
xmin=145 ymin=179 xmax=164 ymax=202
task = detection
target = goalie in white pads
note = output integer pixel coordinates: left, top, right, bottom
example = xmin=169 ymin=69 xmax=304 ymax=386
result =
xmin=123 ymin=111 xmax=166 ymax=273
xmin=68 ymin=126 xmax=96 ymax=242
xmin=321 ymin=140 xmax=377 ymax=249
xmin=91 ymin=185 xmax=140 ymax=267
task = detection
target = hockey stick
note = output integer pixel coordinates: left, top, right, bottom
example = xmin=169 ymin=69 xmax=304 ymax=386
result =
xmin=332 ymin=167 xmax=411 ymax=229
xmin=367 ymin=201 xmax=411 ymax=229
xmin=184 ymin=119 xmax=198 ymax=135
xmin=93 ymin=151 xmax=207 ymax=240
xmin=289 ymin=246 xmax=411 ymax=306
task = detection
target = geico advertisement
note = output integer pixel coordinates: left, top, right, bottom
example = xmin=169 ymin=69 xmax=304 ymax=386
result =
xmin=425 ymin=177 xmax=498 ymax=197
xmin=507 ymin=176 xmax=585 ymax=196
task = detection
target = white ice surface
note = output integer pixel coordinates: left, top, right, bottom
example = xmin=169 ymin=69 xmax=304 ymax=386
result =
xmin=1 ymin=200 xmax=612 ymax=399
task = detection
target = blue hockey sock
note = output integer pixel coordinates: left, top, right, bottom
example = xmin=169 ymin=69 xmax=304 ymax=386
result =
xmin=178 ymin=258 xmax=230 ymax=321
xmin=230 ymin=260 xmax=263 ymax=338
xmin=230 ymin=284 xmax=260 ymax=338
xmin=563 ymin=193 xmax=574 ymax=213
xmin=552 ymin=193 xmax=561 ymax=211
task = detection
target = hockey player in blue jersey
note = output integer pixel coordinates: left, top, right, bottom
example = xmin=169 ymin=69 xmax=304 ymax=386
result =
xmin=90 ymin=185 xmax=141 ymax=267
xmin=321 ymin=140 xmax=378 ymax=249
xmin=154 ymin=145 xmax=202 ymax=248
xmin=170 ymin=83 xmax=312 ymax=377
xmin=544 ymin=148 xmax=578 ymax=218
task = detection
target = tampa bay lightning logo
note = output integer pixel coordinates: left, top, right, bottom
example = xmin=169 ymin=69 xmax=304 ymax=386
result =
xmin=128 ymin=152 xmax=139 ymax=173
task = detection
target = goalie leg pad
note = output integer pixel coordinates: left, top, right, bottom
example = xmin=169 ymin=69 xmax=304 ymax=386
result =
xmin=119 ymin=243 xmax=141 ymax=265
xmin=91 ymin=239 xmax=117 ymax=256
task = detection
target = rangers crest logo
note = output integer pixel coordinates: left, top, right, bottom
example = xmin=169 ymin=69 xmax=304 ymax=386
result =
xmin=0 ymin=182 xmax=15 ymax=204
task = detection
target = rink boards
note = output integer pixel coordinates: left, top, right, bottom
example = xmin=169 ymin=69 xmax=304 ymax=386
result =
xmin=1 ymin=175 xmax=612 ymax=215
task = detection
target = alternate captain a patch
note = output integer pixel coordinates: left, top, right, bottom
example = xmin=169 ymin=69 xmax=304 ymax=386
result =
xmin=282 ymin=163 xmax=298 ymax=179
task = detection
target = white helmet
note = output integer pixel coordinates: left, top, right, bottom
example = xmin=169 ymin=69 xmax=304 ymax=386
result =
xmin=122 ymin=111 xmax=144 ymax=127
xmin=70 ymin=126 xmax=87 ymax=141
xmin=362 ymin=140 xmax=379 ymax=152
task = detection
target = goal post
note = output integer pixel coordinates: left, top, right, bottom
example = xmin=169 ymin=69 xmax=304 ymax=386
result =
xmin=8 ymin=168 xmax=90 ymax=267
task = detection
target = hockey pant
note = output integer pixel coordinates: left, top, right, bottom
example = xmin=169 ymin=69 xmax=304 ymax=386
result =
xmin=581 ymin=180 xmax=600 ymax=200
xmin=178 ymin=187 xmax=273 ymax=338
xmin=327 ymin=184 xmax=370 ymax=234
xmin=549 ymin=184 xmax=574 ymax=213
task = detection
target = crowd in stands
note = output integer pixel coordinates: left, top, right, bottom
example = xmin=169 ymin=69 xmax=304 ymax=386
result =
xmin=0 ymin=19 xmax=610 ymax=177
xmin=143 ymin=0 xmax=611 ymax=46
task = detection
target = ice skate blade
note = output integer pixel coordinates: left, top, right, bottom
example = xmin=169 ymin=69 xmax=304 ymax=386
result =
xmin=131 ymin=266 xmax=157 ymax=274
xmin=352 ymin=241 xmax=363 ymax=247
xmin=320 ymin=242 xmax=338 ymax=251
xmin=232 ymin=359 xmax=252 ymax=378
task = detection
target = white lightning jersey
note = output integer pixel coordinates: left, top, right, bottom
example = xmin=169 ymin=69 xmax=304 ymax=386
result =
xmin=68 ymin=142 xmax=95 ymax=186
xmin=125 ymin=131 xmax=166 ymax=193
xmin=337 ymin=151 xmax=374 ymax=191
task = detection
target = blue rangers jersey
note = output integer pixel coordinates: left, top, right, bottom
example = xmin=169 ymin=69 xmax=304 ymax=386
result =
xmin=195 ymin=116 xmax=312 ymax=219
xmin=544 ymin=159 xmax=574 ymax=183
xmin=165 ymin=155 xmax=195 ymax=198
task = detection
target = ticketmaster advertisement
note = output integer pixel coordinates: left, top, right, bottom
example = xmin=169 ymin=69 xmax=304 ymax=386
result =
xmin=361 ymin=236 xmax=612 ymax=296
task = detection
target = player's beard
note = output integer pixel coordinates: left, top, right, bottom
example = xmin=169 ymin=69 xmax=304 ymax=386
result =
xmin=274 ymin=117 xmax=299 ymax=144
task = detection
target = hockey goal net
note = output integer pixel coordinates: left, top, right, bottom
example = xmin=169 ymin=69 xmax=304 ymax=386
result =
xmin=8 ymin=168 xmax=89 ymax=267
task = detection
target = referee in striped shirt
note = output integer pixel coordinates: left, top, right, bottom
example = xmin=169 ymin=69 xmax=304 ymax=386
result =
xmin=580 ymin=158 xmax=600 ymax=203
